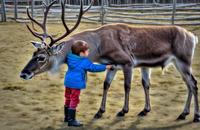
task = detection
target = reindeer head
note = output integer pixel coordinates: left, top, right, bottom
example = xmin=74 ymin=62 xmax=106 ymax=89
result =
xmin=20 ymin=0 xmax=94 ymax=80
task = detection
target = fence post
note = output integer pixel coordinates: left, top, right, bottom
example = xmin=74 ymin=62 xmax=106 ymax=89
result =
xmin=100 ymin=0 xmax=105 ymax=25
xmin=31 ymin=0 xmax=34 ymax=18
xmin=1 ymin=0 xmax=2 ymax=21
xmin=1 ymin=0 xmax=6 ymax=22
xmin=14 ymin=0 xmax=18 ymax=20
xmin=171 ymin=0 xmax=176 ymax=25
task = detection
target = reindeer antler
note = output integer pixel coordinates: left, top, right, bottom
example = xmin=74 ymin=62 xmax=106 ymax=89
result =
xmin=49 ymin=0 xmax=94 ymax=46
xmin=26 ymin=0 xmax=57 ymax=43
xmin=26 ymin=0 xmax=94 ymax=47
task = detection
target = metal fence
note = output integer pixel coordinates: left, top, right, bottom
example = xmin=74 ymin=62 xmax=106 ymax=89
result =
xmin=1 ymin=0 xmax=200 ymax=25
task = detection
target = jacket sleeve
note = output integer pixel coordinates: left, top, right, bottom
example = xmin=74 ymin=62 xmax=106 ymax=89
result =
xmin=83 ymin=59 xmax=106 ymax=72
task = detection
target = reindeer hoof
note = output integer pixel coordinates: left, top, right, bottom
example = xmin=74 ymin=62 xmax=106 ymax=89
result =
xmin=117 ymin=111 xmax=125 ymax=117
xmin=177 ymin=114 xmax=186 ymax=120
xmin=177 ymin=112 xmax=189 ymax=120
xmin=94 ymin=112 xmax=102 ymax=119
xmin=138 ymin=109 xmax=150 ymax=116
xmin=94 ymin=109 xmax=105 ymax=119
xmin=193 ymin=118 xmax=200 ymax=122
xmin=193 ymin=114 xmax=200 ymax=122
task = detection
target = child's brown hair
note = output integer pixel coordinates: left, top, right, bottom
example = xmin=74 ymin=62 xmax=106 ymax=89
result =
xmin=71 ymin=40 xmax=89 ymax=56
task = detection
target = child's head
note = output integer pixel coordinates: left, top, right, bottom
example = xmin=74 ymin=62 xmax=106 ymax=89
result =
xmin=71 ymin=40 xmax=89 ymax=57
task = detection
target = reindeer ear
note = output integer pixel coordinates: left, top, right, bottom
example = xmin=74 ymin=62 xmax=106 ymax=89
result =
xmin=51 ymin=45 xmax=63 ymax=54
xmin=31 ymin=41 xmax=43 ymax=49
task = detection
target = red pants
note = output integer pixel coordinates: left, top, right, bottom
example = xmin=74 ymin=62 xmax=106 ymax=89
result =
xmin=64 ymin=87 xmax=81 ymax=109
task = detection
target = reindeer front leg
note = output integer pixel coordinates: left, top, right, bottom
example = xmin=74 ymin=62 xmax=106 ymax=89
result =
xmin=117 ymin=64 xmax=133 ymax=117
xmin=94 ymin=69 xmax=117 ymax=119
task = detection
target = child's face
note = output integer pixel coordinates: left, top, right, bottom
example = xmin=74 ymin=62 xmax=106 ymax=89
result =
xmin=80 ymin=49 xmax=89 ymax=57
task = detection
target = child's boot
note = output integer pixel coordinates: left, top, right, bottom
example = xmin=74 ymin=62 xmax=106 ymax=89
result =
xmin=64 ymin=105 xmax=68 ymax=122
xmin=68 ymin=109 xmax=83 ymax=127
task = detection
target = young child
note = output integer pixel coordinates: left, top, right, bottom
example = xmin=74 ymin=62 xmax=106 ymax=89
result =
xmin=64 ymin=40 xmax=112 ymax=127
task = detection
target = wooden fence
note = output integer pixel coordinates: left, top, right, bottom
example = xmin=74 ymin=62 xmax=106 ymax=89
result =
xmin=102 ymin=1 xmax=200 ymax=25
xmin=0 ymin=0 xmax=200 ymax=25
xmin=0 ymin=0 xmax=6 ymax=22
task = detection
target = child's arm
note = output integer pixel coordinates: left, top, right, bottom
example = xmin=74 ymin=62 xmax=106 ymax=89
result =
xmin=83 ymin=59 xmax=110 ymax=72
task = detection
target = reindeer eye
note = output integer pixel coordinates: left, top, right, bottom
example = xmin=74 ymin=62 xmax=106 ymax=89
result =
xmin=37 ymin=56 xmax=46 ymax=62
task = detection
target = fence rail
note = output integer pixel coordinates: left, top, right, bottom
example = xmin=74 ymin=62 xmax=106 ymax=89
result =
xmin=0 ymin=0 xmax=200 ymax=26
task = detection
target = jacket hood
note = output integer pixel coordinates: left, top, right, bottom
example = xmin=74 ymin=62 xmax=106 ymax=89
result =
xmin=67 ymin=53 xmax=84 ymax=69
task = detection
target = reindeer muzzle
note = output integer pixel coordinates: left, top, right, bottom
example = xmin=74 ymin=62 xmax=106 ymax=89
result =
xmin=20 ymin=70 xmax=34 ymax=80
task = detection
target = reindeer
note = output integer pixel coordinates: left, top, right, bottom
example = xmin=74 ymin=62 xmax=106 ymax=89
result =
xmin=20 ymin=0 xmax=200 ymax=122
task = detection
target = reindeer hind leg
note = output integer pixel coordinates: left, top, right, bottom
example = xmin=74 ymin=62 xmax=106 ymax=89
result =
xmin=174 ymin=59 xmax=199 ymax=122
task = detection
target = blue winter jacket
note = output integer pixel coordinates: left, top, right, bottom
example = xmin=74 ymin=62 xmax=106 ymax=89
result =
xmin=64 ymin=53 xmax=106 ymax=89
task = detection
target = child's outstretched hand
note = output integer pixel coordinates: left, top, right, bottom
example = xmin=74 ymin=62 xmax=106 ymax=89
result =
xmin=106 ymin=65 xmax=115 ymax=70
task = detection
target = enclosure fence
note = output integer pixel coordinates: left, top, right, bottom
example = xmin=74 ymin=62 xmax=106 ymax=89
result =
xmin=1 ymin=0 xmax=200 ymax=25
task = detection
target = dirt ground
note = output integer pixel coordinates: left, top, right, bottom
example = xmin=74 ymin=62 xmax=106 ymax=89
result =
xmin=0 ymin=22 xmax=200 ymax=130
